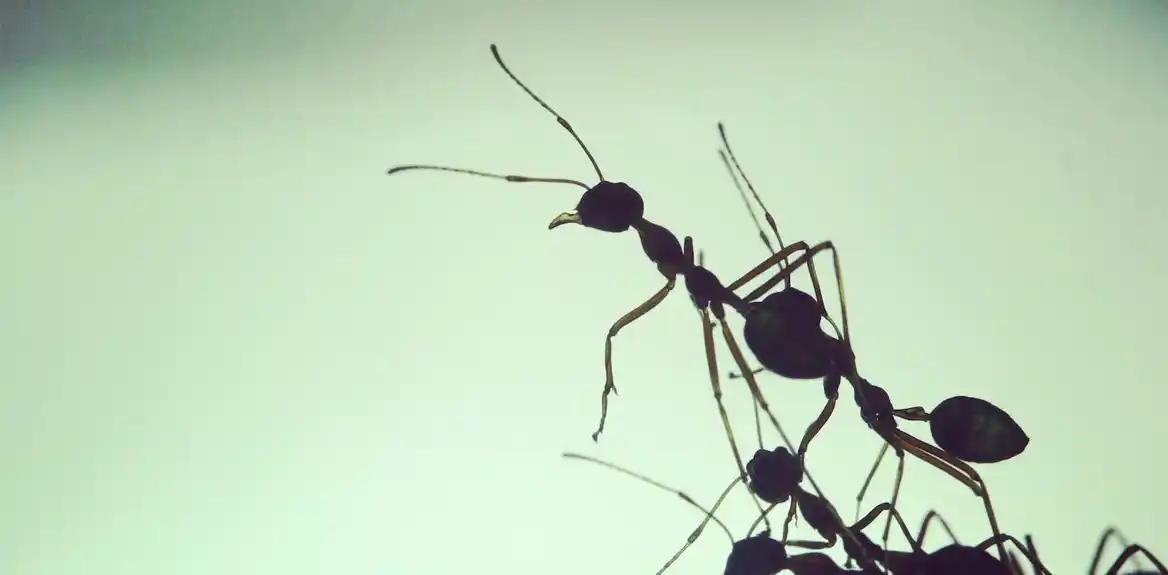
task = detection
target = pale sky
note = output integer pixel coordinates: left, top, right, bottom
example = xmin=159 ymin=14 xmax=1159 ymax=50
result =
xmin=3 ymin=2 xmax=1167 ymax=575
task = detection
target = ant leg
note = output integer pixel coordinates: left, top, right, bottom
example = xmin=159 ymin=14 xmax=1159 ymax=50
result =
xmin=975 ymin=533 xmax=1052 ymax=575
xmin=725 ymin=240 xmax=850 ymax=345
xmin=725 ymin=241 xmax=808 ymax=295
xmin=1024 ymin=535 xmax=1041 ymax=574
xmin=854 ymin=443 xmax=889 ymax=523
xmin=591 ymin=277 xmax=676 ymax=441
xmin=715 ymin=309 xmax=798 ymax=456
xmin=853 ymin=502 xmax=919 ymax=552
xmin=879 ymin=448 xmax=907 ymax=550
xmin=1101 ymin=545 xmax=1168 ymax=575
xmin=914 ymin=509 xmax=959 ymax=549
xmin=697 ymin=308 xmax=773 ymax=530
xmin=796 ymin=371 xmax=843 ymax=463
xmin=889 ymin=427 xmax=1011 ymax=567
xmin=1089 ymin=527 xmax=1146 ymax=574
xmin=713 ymin=309 xmax=872 ymax=567
xmin=697 ymin=308 xmax=748 ymax=479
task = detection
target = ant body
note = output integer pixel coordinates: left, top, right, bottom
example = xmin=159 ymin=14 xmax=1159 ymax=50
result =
xmin=562 ymin=451 xmax=1077 ymax=575
xmin=388 ymin=45 xmax=1025 ymax=566
xmin=718 ymin=127 xmax=1035 ymax=564
xmin=387 ymin=44 xmax=849 ymax=498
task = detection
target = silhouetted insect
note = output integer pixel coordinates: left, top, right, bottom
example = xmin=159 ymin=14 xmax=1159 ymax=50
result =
xmin=561 ymin=451 xmax=874 ymax=575
xmin=834 ymin=387 xmax=1031 ymax=562
xmin=388 ymin=45 xmax=848 ymax=506
xmin=719 ymin=128 xmax=1029 ymax=565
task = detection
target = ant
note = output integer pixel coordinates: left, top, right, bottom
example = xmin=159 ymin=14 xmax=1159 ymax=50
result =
xmin=564 ymin=450 xmax=1053 ymax=575
xmin=562 ymin=450 xmax=876 ymax=574
xmin=387 ymin=44 xmax=851 ymax=505
xmin=717 ymin=126 xmax=1034 ymax=566
xmin=859 ymin=511 xmax=1166 ymax=575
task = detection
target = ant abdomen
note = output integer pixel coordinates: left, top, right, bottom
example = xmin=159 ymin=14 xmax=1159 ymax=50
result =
xmin=570 ymin=181 xmax=645 ymax=233
xmin=742 ymin=292 xmax=838 ymax=380
xmin=929 ymin=395 xmax=1030 ymax=464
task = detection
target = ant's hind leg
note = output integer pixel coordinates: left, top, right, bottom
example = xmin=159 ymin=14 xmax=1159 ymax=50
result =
xmin=853 ymin=443 xmax=889 ymax=523
xmin=697 ymin=308 xmax=748 ymax=481
xmin=592 ymin=277 xmax=676 ymax=441
xmin=914 ymin=509 xmax=960 ymax=549
xmin=1101 ymin=545 xmax=1168 ymax=575
xmin=733 ymin=240 xmax=851 ymax=347
xmin=1089 ymin=527 xmax=1149 ymax=574
xmin=697 ymin=308 xmax=773 ymax=530
xmin=891 ymin=428 xmax=1013 ymax=570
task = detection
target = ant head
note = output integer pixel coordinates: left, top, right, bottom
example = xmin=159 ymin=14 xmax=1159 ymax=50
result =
xmin=742 ymin=292 xmax=837 ymax=380
xmin=724 ymin=531 xmax=787 ymax=575
xmin=745 ymin=446 xmax=803 ymax=505
xmin=929 ymin=395 xmax=1030 ymax=464
xmin=548 ymin=181 xmax=645 ymax=233
xmin=925 ymin=543 xmax=1013 ymax=575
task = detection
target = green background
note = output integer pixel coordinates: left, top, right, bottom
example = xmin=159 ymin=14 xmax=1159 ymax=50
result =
xmin=3 ymin=2 xmax=1167 ymax=574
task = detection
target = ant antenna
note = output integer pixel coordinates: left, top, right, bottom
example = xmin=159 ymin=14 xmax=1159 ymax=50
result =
xmin=490 ymin=44 xmax=605 ymax=182
xmin=717 ymin=122 xmax=791 ymax=289
xmin=562 ymin=453 xmax=736 ymax=544
xmin=720 ymin=150 xmax=772 ymax=254
xmin=385 ymin=164 xmax=590 ymax=190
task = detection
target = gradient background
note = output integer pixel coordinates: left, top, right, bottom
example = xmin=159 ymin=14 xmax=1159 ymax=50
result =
xmin=3 ymin=2 xmax=1167 ymax=574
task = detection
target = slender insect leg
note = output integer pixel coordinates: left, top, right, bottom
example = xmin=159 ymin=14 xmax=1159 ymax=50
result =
xmin=592 ymin=278 xmax=676 ymax=441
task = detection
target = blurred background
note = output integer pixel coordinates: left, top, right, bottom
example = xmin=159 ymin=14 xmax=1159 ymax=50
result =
xmin=3 ymin=2 xmax=1167 ymax=574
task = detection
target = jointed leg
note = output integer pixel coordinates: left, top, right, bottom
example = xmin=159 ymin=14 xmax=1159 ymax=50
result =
xmin=797 ymin=371 xmax=843 ymax=462
xmin=1100 ymin=545 xmax=1168 ymax=575
xmin=854 ymin=443 xmax=890 ymax=523
xmin=914 ymin=509 xmax=959 ymax=549
xmin=731 ymin=240 xmax=851 ymax=347
xmin=1089 ymin=527 xmax=1161 ymax=575
xmin=975 ymin=533 xmax=1052 ymax=575
xmin=713 ymin=311 xmax=866 ymax=559
xmin=888 ymin=427 xmax=1012 ymax=569
xmin=697 ymin=308 xmax=773 ymax=529
xmin=592 ymin=277 xmax=676 ymax=441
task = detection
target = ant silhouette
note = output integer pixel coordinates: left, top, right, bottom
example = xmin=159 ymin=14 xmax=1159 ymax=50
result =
xmin=717 ymin=127 xmax=1032 ymax=565
xmin=563 ymin=450 xmax=1063 ymax=575
xmin=862 ymin=511 xmax=1166 ymax=575
xmin=387 ymin=44 xmax=851 ymax=502
xmin=562 ymin=450 xmax=876 ymax=574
